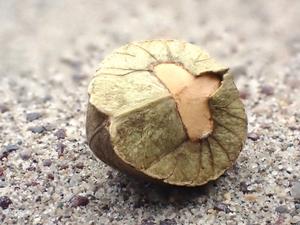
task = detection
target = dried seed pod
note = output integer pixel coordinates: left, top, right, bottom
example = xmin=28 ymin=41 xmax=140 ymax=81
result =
xmin=86 ymin=40 xmax=247 ymax=187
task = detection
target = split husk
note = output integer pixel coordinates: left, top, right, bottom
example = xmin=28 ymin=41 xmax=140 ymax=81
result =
xmin=86 ymin=40 xmax=247 ymax=187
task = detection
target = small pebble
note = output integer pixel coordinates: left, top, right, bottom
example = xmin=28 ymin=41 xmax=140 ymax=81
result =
xmin=0 ymin=181 xmax=6 ymax=188
xmin=74 ymin=162 xmax=84 ymax=169
xmin=0 ymin=144 xmax=19 ymax=160
xmin=248 ymin=132 xmax=259 ymax=141
xmin=43 ymin=159 xmax=52 ymax=167
xmin=159 ymin=218 xmax=177 ymax=225
xmin=0 ymin=104 xmax=9 ymax=113
xmin=28 ymin=126 xmax=46 ymax=134
xmin=289 ymin=125 xmax=300 ymax=131
xmin=0 ymin=167 xmax=4 ymax=176
xmin=58 ymin=164 xmax=68 ymax=170
xmin=275 ymin=205 xmax=289 ymax=214
xmin=70 ymin=195 xmax=89 ymax=207
xmin=56 ymin=143 xmax=66 ymax=156
xmin=54 ymin=129 xmax=66 ymax=139
xmin=44 ymin=123 xmax=55 ymax=131
xmin=240 ymin=181 xmax=250 ymax=193
xmin=26 ymin=112 xmax=42 ymax=122
xmin=214 ymin=202 xmax=231 ymax=213
xmin=140 ymin=217 xmax=156 ymax=225
xmin=102 ymin=204 xmax=109 ymax=211
xmin=244 ymin=193 xmax=257 ymax=202
xmin=260 ymin=123 xmax=271 ymax=129
xmin=291 ymin=182 xmax=300 ymax=199
xmin=19 ymin=150 xmax=31 ymax=160
xmin=47 ymin=173 xmax=54 ymax=180
xmin=260 ymin=84 xmax=274 ymax=96
xmin=35 ymin=196 xmax=42 ymax=202
xmin=0 ymin=196 xmax=12 ymax=209
xmin=26 ymin=181 xmax=39 ymax=187
xmin=5 ymin=144 xmax=19 ymax=151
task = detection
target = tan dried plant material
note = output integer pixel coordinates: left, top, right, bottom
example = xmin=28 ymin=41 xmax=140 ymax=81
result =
xmin=86 ymin=39 xmax=247 ymax=187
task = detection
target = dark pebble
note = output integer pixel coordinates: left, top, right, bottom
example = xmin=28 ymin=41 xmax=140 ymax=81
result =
xmin=26 ymin=181 xmax=39 ymax=187
xmin=35 ymin=196 xmax=42 ymax=202
xmin=141 ymin=217 xmax=156 ymax=225
xmin=28 ymin=126 xmax=46 ymax=134
xmin=54 ymin=129 xmax=66 ymax=139
xmin=260 ymin=85 xmax=274 ymax=96
xmin=5 ymin=144 xmax=19 ymax=151
xmin=0 ymin=144 xmax=19 ymax=160
xmin=133 ymin=198 xmax=146 ymax=208
xmin=0 ymin=167 xmax=4 ymax=176
xmin=106 ymin=170 xmax=114 ymax=179
xmin=70 ymin=195 xmax=89 ymax=207
xmin=26 ymin=112 xmax=42 ymax=122
xmin=56 ymin=143 xmax=66 ymax=156
xmin=275 ymin=205 xmax=289 ymax=214
xmin=122 ymin=192 xmax=130 ymax=201
xmin=58 ymin=164 xmax=68 ymax=170
xmin=159 ymin=218 xmax=177 ymax=225
xmin=0 ymin=104 xmax=9 ymax=113
xmin=19 ymin=150 xmax=31 ymax=160
xmin=240 ymin=181 xmax=250 ymax=193
xmin=248 ymin=132 xmax=259 ymax=141
xmin=102 ymin=204 xmax=110 ymax=211
xmin=0 ymin=196 xmax=12 ymax=209
xmin=214 ymin=202 xmax=231 ymax=213
xmin=288 ymin=125 xmax=299 ymax=131
xmin=43 ymin=159 xmax=52 ymax=167
xmin=260 ymin=123 xmax=271 ymax=129
xmin=74 ymin=162 xmax=84 ymax=169
xmin=27 ymin=166 xmax=36 ymax=171
xmin=47 ymin=173 xmax=54 ymax=180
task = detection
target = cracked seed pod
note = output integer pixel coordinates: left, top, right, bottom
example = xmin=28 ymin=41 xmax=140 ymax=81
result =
xmin=86 ymin=39 xmax=247 ymax=187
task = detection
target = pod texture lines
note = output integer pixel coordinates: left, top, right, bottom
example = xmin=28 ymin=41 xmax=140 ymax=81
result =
xmin=87 ymin=40 xmax=247 ymax=186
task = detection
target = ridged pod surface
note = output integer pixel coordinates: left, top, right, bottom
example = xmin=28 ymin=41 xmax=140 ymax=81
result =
xmin=86 ymin=40 xmax=247 ymax=187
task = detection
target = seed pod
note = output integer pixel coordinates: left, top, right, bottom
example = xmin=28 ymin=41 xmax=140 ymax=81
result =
xmin=86 ymin=40 xmax=247 ymax=187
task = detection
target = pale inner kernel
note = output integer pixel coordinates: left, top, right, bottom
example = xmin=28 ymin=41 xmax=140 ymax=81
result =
xmin=153 ymin=63 xmax=221 ymax=141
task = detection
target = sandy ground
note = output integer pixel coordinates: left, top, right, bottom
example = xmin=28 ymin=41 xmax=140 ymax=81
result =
xmin=1 ymin=0 xmax=300 ymax=224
